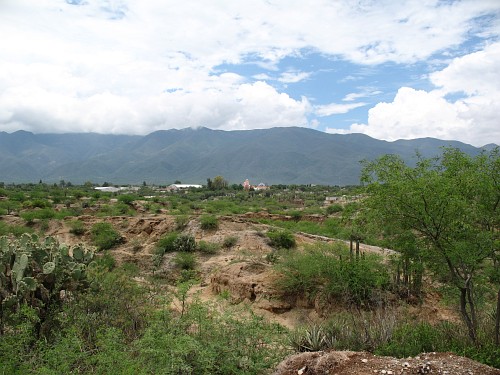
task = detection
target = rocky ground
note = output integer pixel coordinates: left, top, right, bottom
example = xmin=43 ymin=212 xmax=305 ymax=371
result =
xmin=272 ymin=351 xmax=500 ymax=375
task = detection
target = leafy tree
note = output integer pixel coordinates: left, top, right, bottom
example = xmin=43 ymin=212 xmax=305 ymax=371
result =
xmin=361 ymin=148 xmax=500 ymax=343
xmin=212 ymin=175 xmax=228 ymax=190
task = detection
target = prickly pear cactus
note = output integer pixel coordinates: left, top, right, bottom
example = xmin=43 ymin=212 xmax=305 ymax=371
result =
xmin=0 ymin=234 xmax=95 ymax=322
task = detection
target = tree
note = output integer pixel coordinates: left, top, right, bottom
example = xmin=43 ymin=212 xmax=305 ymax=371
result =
xmin=211 ymin=175 xmax=228 ymax=190
xmin=361 ymin=148 xmax=500 ymax=344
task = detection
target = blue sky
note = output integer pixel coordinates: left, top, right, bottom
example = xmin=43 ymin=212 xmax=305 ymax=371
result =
xmin=0 ymin=0 xmax=499 ymax=146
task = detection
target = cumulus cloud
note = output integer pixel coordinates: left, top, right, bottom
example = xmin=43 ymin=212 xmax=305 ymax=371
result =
xmin=0 ymin=0 xmax=499 ymax=135
xmin=327 ymin=42 xmax=500 ymax=146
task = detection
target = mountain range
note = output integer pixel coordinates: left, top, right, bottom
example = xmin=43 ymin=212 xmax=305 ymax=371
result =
xmin=0 ymin=127 xmax=496 ymax=186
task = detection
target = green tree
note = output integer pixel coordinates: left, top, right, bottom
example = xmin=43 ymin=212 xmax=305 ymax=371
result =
xmin=361 ymin=148 xmax=500 ymax=344
xmin=212 ymin=175 xmax=228 ymax=190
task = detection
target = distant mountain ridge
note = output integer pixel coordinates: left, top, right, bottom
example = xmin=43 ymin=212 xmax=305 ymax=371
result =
xmin=0 ymin=127 xmax=494 ymax=185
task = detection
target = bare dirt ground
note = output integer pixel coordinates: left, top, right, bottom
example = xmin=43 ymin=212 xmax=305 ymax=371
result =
xmin=3 ymin=212 xmax=496 ymax=373
xmin=272 ymin=351 xmax=500 ymax=375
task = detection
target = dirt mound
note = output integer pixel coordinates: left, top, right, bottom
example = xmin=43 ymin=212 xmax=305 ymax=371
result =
xmin=272 ymin=350 xmax=500 ymax=375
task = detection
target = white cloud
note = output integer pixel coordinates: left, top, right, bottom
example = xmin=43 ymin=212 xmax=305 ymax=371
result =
xmin=278 ymin=71 xmax=311 ymax=83
xmin=327 ymin=87 xmax=473 ymax=140
xmin=343 ymin=90 xmax=383 ymax=102
xmin=328 ymin=42 xmax=500 ymax=146
xmin=0 ymin=0 xmax=498 ymax=135
xmin=315 ymin=102 xmax=367 ymax=117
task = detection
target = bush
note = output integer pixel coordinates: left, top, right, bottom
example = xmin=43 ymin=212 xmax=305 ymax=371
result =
xmin=135 ymin=301 xmax=286 ymax=374
xmin=0 ymin=221 xmax=33 ymax=237
xmin=267 ymin=229 xmax=296 ymax=249
xmin=275 ymin=243 xmax=390 ymax=307
xmin=117 ymin=194 xmax=136 ymax=205
xmin=20 ymin=208 xmax=56 ymax=224
xmin=156 ymin=232 xmax=179 ymax=254
xmin=175 ymin=215 xmax=190 ymax=230
xmin=173 ymin=234 xmax=197 ymax=253
xmin=200 ymin=215 xmax=218 ymax=230
xmin=173 ymin=252 xmax=197 ymax=270
xmin=197 ymin=240 xmax=219 ymax=254
xmin=326 ymin=204 xmax=343 ymax=215
xmin=68 ymin=219 xmax=85 ymax=236
xmin=90 ymin=222 xmax=122 ymax=250
xmin=289 ymin=210 xmax=303 ymax=221
xmin=222 ymin=236 xmax=238 ymax=248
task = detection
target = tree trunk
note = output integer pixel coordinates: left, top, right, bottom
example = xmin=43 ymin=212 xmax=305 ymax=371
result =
xmin=495 ymin=288 xmax=500 ymax=346
xmin=459 ymin=286 xmax=477 ymax=344
xmin=465 ymin=278 xmax=477 ymax=335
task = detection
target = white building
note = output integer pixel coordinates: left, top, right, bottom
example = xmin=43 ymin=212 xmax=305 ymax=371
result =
xmin=167 ymin=184 xmax=203 ymax=191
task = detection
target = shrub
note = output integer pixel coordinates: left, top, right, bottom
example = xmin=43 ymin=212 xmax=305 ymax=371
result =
xmin=175 ymin=215 xmax=190 ymax=230
xmin=68 ymin=220 xmax=85 ymax=236
xmin=222 ymin=236 xmax=238 ymax=248
xmin=267 ymin=229 xmax=296 ymax=249
xmin=96 ymin=251 xmax=116 ymax=270
xmin=90 ymin=222 xmax=122 ymax=250
xmin=156 ymin=232 xmax=179 ymax=254
xmin=0 ymin=221 xmax=33 ymax=237
xmin=173 ymin=234 xmax=197 ymax=253
xmin=275 ymin=243 xmax=390 ymax=307
xmin=20 ymin=208 xmax=56 ymax=224
xmin=289 ymin=210 xmax=303 ymax=222
xmin=197 ymin=240 xmax=219 ymax=254
xmin=326 ymin=204 xmax=343 ymax=215
xmin=200 ymin=215 xmax=218 ymax=230
xmin=135 ymin=301 xmax=286 ymax=374
xmin=173 ymin=252 xmax=197 ymax=270
xmin=117 ymin=194 xmax=136 ymax=205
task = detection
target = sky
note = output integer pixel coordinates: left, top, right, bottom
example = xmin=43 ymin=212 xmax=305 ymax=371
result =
xmin=0 ymin=0 xmax=499 ymax=147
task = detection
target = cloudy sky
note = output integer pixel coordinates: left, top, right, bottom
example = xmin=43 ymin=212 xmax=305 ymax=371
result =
xmin=1 ymin=0 xmax=499 ymax=146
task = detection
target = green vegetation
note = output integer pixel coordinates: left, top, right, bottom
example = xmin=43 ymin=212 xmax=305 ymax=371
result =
xmin=0 ymin=253 xmax=286 ymax=374
xmin=275 ymin=243 xmax=390 ymax=307
xmin=0 ymin=150 xmax=498 ymax=371
xmin=197 ymin=240 xmax=220 ymax=254
xmin=267 ymin=229 xmax=296 ymax=249
xmin=200 ymin=214 xmax=218 ymax=230
xmin=68 ymin=219 xmax=85 ymax=235
xmin=287 ymin=309 xmax=500 ymax=368
xmin=156 ymin=232 xmax=179 ymax=254
xmin=173 ymin=234 xmax=197 ymax=253
xmin=173 ymin=251 xmax=197 ymax=270
xmin=361 ymin=148 xmax=500 ymax=345
xmin=325 ymin=203 xmax=343 ymax=214
xmin=175 ymin=214 xmax=190 ymax=230
xmin=90 ymin=222 xmax=122 ymax=250
xmin=0 ymin=234 xmax=94 ymax=337
xmin=222 ymin=235 xmax=238 ymax=248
